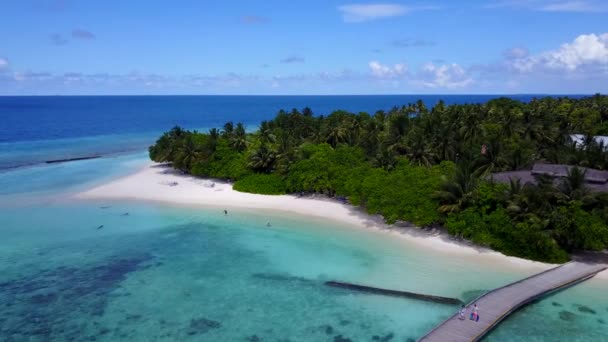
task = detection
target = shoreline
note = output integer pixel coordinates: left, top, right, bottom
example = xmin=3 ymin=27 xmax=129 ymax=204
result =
xmin=76 ymin=162 xmax=607 ymax=279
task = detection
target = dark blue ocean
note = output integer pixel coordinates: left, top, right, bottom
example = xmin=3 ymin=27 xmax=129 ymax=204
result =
xmin=0 ymin=95 xmax=585 ymax=170
xmin=1 ymin=94 xmax=580 ymax=143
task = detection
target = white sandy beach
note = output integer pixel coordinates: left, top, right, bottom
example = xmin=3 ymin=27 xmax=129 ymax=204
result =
xmin=77 ymin=162 xmax=608 ymax=279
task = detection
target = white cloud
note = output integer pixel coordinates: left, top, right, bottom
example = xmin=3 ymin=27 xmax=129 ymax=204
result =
xmin=13 ymin=71 xmax=53 ymax=81
xmin=50 ymin=33 xmax=68 ymax=45
xmin=0 ymin=57 xmax=8 ymax=69
xmin=392 ymin=38 xmax=435 ymax=48
xmin=511 ymin=33 xmax=608 ymax=72
xmin=63 ymin=72 xmax=83 ymax=83
xmin=487 ymin=0 xmax=608 ymax=12
xmin=369 ymin=61 xmax=407 ymax=78
xmin=368 ymin=60 xmax=473 ymax=88
xmin=504 ymin=47 xmax=529 ymax=59
xmin=338 ymin=4 xmax=410 ymax=23
xmin=540 ymin=1 xmax=608 ymax=12
xmin=417 ymin=63 xmax=473 ymax=88
xmin=72 ymin=29 xmax=96 ymax=40
xmin=280 ymin=56 xmax=305 ymax=63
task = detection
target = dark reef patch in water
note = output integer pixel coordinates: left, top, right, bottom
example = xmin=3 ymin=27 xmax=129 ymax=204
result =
xmin=29 ymin=293 xmax=58 ymax=305
xmin=551 ymin=301 xmax=562 ymax=307
xmin=125 ymin=314 xmax=143 ymax=321
xmin=383 ymin=333 xmax=395 ymax=341
xmin=559 ymin=311 xmax=577 ymax=321
xmin=0 ymin=253 xmax=154 ymax=340
xmin=372 ymin=332 xmax=395 ymax=341
xmin=333 ymin=335 xmax=352 ymax=342
xmin=186 ymin=317 xmax=222 ymax=335
xmin=575 ymin=305 xmax=596 ymax=314
xmin=359 ymin=322 xmax=371 ymax=330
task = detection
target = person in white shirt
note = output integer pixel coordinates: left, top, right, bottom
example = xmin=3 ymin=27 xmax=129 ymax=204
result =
xmin=458 ymin=305 xmax=467 ymax=320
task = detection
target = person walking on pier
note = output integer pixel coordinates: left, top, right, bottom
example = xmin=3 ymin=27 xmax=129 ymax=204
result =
xmin=458 ymin=305 xmax=467 ymax=320
xmin=470 ymin=304 xmax=479 ymax=321
xmin=472 ymin=304 xmax=480 ymax=322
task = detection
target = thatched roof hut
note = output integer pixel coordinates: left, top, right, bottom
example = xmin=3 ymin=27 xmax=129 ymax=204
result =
xmin=491 ymin=163 xmax=608 ymax=192
xmin=531 ymin=164 xmax=608 ymax=184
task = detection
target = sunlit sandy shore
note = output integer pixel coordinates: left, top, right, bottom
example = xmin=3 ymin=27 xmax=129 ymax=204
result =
xmin=77 ymin=162 xmax=607 ymax=279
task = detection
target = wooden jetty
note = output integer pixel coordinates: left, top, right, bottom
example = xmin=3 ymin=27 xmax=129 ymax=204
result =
xmin=418 ymin=261 xmax=607 ymax=342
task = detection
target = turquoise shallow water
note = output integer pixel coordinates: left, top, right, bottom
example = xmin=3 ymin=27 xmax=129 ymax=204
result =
xmin=0 ymin=153 xmax=607 ymax=341
xmin=0 ymin=199 xmax=455 ymax=341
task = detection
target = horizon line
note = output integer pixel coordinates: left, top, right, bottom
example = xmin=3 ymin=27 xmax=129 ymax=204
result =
xmin=0 ymin=93 xmax=601 ymax=97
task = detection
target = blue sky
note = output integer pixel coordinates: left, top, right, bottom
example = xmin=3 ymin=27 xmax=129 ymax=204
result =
xmin=0 ymin=0 xmax=607 ymax=95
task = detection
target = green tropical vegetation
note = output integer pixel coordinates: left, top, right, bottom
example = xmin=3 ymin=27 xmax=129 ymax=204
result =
xmin=149 ymin=95 xmax=608 ymax=262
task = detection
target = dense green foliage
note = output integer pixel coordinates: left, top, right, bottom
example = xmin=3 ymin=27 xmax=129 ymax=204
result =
xmin=150 ymin=95 xmax=608 ymax=262
xmin=233 ymin=174 xmax=286 ymax=195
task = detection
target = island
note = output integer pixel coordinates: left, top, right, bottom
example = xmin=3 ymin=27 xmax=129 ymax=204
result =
xmin=147 ymin=95 xmax=608 ymax=263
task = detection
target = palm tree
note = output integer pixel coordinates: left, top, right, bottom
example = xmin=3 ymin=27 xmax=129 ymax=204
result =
xmin=387 ymin=112 xmax=410 ymax=139
xmin=593 ymin=93 xmax=608 ymax=122
xmin=558 ymin=166 xmax=589 ymax=201
xmin=175 ymin=135 xmax=200 ymax=171
xmin=302 ymin=107 xmax=313 ymax=117
xmin=325 ymin=124 xmax=347 ymax=147
xmin=459 ymin=106 xmax=484 ymax=144
xmin=505 ymin=143 xmax=534 ymax=170
xmin=208 ymin=128 xmax=219 ymax=153
xmin=406 ymin=129 xmax=436 ymax=167
xmin=361 ymin=119 xmax=381 ymax=155
xmin=474 ymin=139 xmax=508 ymax=177
xmin=516 ymin=174 xmax=563 ymax=216
xmin=222 ymin=122 xmax=234 ymax=139
xmin=414 ymin=99 xmax=428 ymax=115
xmin=249 ymin=144 xmax=276 ymax=173
xmin=345 ymin=117 xmax=362 ymax=145
xmin=231 ymin=122 xmax=248 ymax=152
xmin=431 ymin=114 xmax=458 ymax=161
xmin=149 ymin=135 xmax=173 ymax=162
xmin=522 ymin=111 xmax=541 ymax=139
xmin=259 ymin=121 xmax=276 ymax=144
xmin=168 ymin=125 xmax=186 ymax=140
xmin=373 ymin=145 xmax=398 ymax=170
xmin=374 ymin=110 xmax=387 ymax=127
xmin=582 ymin=139 xmax=608 ymax=170
xmin=502 ymin=177 xmax=524 ymax=214
xmin=149 ymin=126 xmax=187 ymax=163
xmin=562 ymin=139 xmax=585 ymax=165
xmin=433 ymin=161 xmax=478 ymax=213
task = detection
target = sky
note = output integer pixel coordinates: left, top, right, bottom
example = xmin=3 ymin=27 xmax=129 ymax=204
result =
xmin=0 ymin=0 xmax=607 ymax=95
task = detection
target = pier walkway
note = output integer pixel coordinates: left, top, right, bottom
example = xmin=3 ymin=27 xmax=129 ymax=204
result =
xmin=418 ymin=261 xmax=607 ymax=342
